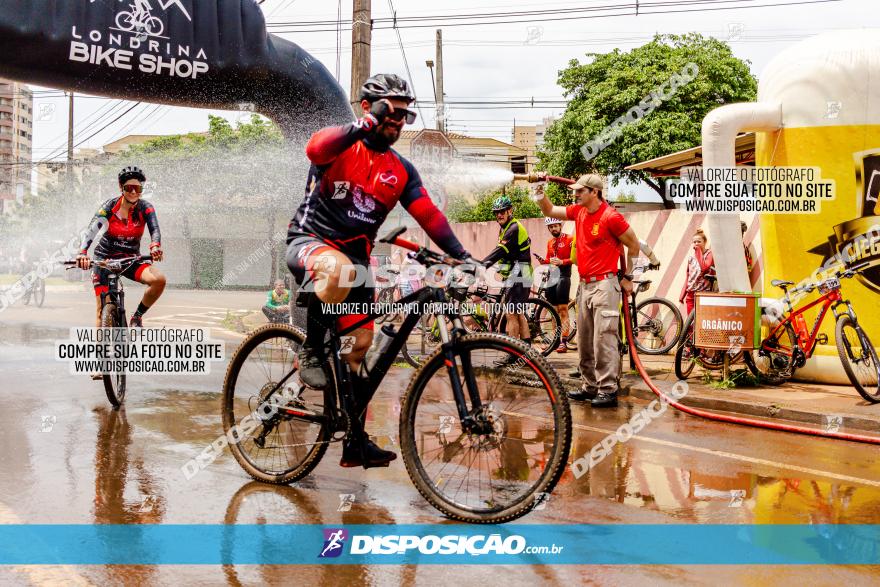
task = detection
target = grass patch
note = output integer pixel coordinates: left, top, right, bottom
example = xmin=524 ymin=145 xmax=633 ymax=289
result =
xmin=220 ymin=310 xmax=247 ymax=333
xmin=705 ymin=368 xmax=760 ymax=389
xmin=392 ymin=361 xmax=413 ymax=369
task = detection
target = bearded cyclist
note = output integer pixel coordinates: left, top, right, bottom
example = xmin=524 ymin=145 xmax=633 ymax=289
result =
xmin=536 ymin=217 xmax=574 ymax=352
xmin=287 ymin=73 xmax=475 ymax=468
xmin=481 ymin=195 xmax=533 ymax=361
xmin=76 ymin=166 xmax=165 ymax=329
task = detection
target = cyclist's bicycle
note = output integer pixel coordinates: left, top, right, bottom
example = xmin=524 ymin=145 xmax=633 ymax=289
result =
xmin=221 ymin=228 xmax=571 ymax=523
xmin=743 ymin=262 xmax=880 ymax=402
xmin=64 ymin=254 xmax=152 ymax=407
xmin=22 ymin=265 xmax=46 ymax=307
xmin=401 ymin=276 xmax=562 ymax=367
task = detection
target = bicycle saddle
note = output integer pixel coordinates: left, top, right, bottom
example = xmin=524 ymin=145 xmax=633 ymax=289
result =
xmin=771 ymin=279 xmax=794 ymax=288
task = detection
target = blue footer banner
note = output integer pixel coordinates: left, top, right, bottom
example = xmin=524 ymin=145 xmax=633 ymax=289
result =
xmin=0 ymin=525 xmax=877 ymax=565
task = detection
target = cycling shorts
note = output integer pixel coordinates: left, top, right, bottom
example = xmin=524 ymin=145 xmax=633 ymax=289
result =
xmin=92 ymin=260 xmax=151 ymax=297
xmin=546 ymin=276 xmax=572 ymax=306
xmin=286 ymin=235 xmax=375 ymax=331
xmin=501 ymin=264 xmax=533 ymax=312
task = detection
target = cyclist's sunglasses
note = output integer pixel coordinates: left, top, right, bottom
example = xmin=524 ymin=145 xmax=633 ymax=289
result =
xmin=386 ymin=108 xmax=417 ymax=124
xmin=122 ymin=184 xmax=143 ymax=194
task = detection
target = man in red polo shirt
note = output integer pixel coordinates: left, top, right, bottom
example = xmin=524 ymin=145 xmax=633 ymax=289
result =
xmin=536 ymin=174 xmax=641 ymax=407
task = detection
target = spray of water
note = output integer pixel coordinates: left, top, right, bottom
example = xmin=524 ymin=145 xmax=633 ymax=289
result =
xmin=441 ymin=163 xmax=515 ymax=197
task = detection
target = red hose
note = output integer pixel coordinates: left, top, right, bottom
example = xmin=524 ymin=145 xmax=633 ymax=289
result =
xmin=618 ymin=253 xmax=880 ymax=445
xmin=544 ymin=175 xmax=574 ymax=186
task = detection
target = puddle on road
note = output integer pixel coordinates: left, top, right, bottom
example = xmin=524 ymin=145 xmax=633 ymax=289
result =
xmin=557 ymin=422 xmax=880 ymax=524
xmin=0 ymin=322 xmax=68 ymax=346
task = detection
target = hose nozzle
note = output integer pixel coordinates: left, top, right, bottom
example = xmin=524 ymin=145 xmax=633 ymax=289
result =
xmin=512 ymin=173 xmax=545 ymax=183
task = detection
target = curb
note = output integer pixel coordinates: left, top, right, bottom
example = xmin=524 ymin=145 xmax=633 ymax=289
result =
xmin=561 ymin=373 xmax=880 ymax=435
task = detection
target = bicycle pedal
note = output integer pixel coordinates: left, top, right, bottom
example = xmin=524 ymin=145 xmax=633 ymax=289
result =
xmin=816 ymin=333 xmax=828 ymax=345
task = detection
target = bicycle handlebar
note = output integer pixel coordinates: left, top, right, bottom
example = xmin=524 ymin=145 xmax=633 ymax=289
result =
xmin=63 ymin=254 xmax=153 ymax=270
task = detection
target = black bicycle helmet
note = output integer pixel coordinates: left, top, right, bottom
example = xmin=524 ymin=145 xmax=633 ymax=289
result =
xmin=118 ymin=166 xmax=146 ymax=185
xmin=358 ymin=73 xmax=414 ymax=104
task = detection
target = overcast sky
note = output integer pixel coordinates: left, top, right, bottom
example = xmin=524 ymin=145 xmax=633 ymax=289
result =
xmin=27 ymin=0 xmax=877 ymax=193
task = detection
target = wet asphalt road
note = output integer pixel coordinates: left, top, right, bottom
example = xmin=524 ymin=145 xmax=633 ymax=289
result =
xmin=1 ymin=291 xmax=879 ymax=585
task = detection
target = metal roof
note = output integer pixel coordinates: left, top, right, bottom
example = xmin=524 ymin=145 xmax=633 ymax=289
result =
xmin=624 ymin=132 xmax=756 ymax=178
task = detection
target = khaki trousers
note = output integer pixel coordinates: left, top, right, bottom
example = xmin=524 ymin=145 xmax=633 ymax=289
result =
xmin=577 ymin=278 xmax=622 ymax=395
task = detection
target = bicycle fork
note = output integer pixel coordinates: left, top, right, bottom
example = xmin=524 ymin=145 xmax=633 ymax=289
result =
xmin=437 ymin=315 xmax=489 ymax=434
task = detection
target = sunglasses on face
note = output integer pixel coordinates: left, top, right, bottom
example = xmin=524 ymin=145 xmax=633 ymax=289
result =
xmin=386 ymin=108 xmax=417 ymax=124
xmin=122 ymin=184 xmax=143 ymax=194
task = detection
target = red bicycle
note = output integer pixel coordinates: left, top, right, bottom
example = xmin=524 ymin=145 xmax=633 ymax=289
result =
xmin=744 ymin=262 xmax=880 ymax=402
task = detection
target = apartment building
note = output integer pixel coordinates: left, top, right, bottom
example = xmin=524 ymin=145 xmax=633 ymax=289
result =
xmin=0 ymin=79 xmax=33 ymax=212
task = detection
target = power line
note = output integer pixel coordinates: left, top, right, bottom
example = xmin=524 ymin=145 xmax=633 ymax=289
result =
xmin=335 ymin=0 xmax=342 ymax=81
xmin=387 ymin=0 xmax=425 ymax=122
xmin=268 ymin=0 xmax=841 ymax=32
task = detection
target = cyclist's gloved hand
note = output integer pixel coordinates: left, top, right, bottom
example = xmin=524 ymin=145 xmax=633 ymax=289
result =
xmin=76 ymin=254 xmax=91 ymax=270
xmin=369 ymin=99 xmax=393 ymax=126
xmin=648 ymin=262 xmax=661 ymax=270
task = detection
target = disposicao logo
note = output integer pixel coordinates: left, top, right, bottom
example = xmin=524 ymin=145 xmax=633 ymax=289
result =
xmin=318 ymin=528 xmax=348 ymax=558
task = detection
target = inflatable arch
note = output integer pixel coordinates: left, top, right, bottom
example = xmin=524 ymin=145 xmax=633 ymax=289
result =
xmin=0 ymin=0 xmax=354 ymax=138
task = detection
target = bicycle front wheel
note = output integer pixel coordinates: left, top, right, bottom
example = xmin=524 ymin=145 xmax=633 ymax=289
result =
xmin=101 ymin=303 xmax=126 ymax=407
xmin=633 ymin=297 xmax=682 ymax=355
xmin=34 ymin=278 xmax=46 ymax=307
xmin=222 ymin=324 xmax=330 ymax=484
xmin=835 ymin=315 xmax=880 ymax=403
xmin=399 ymin=333 xmax=571 ymax=523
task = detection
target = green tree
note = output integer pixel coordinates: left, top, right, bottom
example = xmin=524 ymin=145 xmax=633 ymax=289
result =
xmin=613 ymin=191 xmax=636 ymax=203
xmin=538 ymin=34 xmax=757 ymax=208
xmin=447 ymin=185 xmax=547 ymax=223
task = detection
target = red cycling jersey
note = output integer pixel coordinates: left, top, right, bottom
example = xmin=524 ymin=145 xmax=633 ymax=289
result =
xmin=544 ymin=233 xmax=574 ymax=277
xmin=288 ymin=118 xmax=464 ymax=261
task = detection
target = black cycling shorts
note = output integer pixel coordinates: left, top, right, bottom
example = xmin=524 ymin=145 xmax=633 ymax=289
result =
xmin=92 ymin=259 xmax=151 ymax=297
xmin=501 ymin=264 xmax=533 ymax=312
xmin=286 ymin=235 xmax=375 ymax=331
xmin=546 ymin=276 xmax=572 ymax=306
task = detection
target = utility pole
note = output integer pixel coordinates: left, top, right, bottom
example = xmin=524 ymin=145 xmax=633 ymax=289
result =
xmin=435 ymin=29 xmax=445 ymax=133
xmin=350 ymin=0 xmax=371 ymax=112
xmin=66 ymin=92 xmax=74 ymax=166
xmin=66 ymin=91 xmax=75 ymax=232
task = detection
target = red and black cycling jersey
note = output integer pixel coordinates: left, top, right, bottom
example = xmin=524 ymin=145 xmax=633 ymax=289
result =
xmin=79 ymin=196 xmax=161 ymax=260
xmin=545 ymin=233 xmax=574 ymax=277
xmin=288 ymin=119 xmax=465 ymax=261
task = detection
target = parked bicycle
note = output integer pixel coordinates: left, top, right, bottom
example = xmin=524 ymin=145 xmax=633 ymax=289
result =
xmin=22 ymin=265 xmax=46 ymax=307
xmin=222 ymin=228 xmax=571 ymax=523
xmin=63 ymin=254 xmax=153 ymax=407
xmin=743 ymin=262 xmax=880 ymax=402
xmin=401 ymin=275 xmax=562 ymax=367
xmin=675 ymin=309 xmax=744 ymax=380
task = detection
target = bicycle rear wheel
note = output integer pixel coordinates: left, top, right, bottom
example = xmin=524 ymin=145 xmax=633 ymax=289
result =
xmin=499 ymin=298 xmax=561 ymax=356
xmin=566 ymin=300 xmax=578 ymax=349
xmin=835 ymin=315 xmax=880 ymax=403
xmin=402 ymin=313 xmax=442 ymax=368
xmin=743 ymin=323 xmax=797 ymax=386
xmin=399 ymin=333 xmax=571 ymax=523
xmin=673 ymin=311 xmax=728 ymax=379
xmin=101 ymin=303 xmax=126 ymax=407
xmin=222 ymin=324 xmax=330 ymax=484
xmin=633 ymin=297 xmax=682 ymax=355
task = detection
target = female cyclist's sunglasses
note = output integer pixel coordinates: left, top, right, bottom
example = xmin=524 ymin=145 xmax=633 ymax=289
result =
xmin=122 ymin=184 xmax=143 ymax=194
xmin=387 ymin=108 xmax=417 ymax=124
